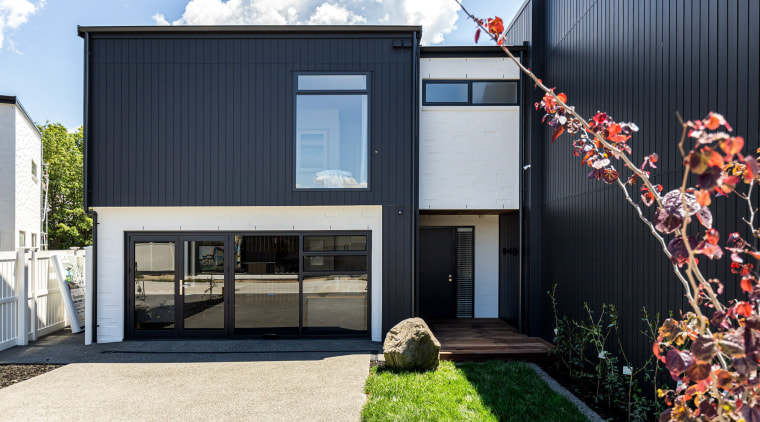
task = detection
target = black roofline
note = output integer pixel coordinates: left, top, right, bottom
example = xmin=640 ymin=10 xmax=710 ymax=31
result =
xmin=78 ymin=25 xmax=422 ymax=38
xmin=420 ymin=45 xmax=527 ymax=58
xmin=0 ymin=95 xmax=42 ymax=136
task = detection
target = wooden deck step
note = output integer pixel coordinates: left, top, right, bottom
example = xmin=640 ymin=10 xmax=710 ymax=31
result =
xmin=428 ymin=318 xmax=553 ymax=362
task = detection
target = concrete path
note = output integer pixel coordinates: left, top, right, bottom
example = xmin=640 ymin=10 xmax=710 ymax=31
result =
xmin=0 ymin=332 xmax=380 ymax=421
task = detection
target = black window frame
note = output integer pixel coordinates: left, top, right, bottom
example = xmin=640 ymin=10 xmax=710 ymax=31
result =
xmin=125 ymin=230 xmax=371 ymax=339
xmin=293 ymin=71 xmax=372 ymax=192
xmin=422 ymin=79 xmax=519 ymax=106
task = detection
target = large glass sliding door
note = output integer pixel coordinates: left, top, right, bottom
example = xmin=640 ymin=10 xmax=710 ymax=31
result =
xmin=129 ymin=235 xmax=228 ymax=337
xmin=128 ymin=232 xmax=369 ymax=338
xmin=182 ymin=239 xmax=226 ymax=330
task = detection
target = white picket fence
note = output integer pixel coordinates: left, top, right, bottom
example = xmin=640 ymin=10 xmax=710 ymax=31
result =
xmin=0 ymin=248 xmax=88 ymax=352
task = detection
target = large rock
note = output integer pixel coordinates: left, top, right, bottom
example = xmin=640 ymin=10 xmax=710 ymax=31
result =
xmin=383 ymin=318 xmax=441 ymax=371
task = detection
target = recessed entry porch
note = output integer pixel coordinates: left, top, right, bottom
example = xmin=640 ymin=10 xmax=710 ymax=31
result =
xmin=418 ymin=212 xmax=520 ymax=326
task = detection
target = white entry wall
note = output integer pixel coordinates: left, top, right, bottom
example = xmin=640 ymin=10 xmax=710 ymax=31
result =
xmin=92 ymin=205 xmax=384 ymax=343
xmin=419 ymin=56 xmax=521 ymax=212
xmin=419 ymin=214 xmax=499 ymax=317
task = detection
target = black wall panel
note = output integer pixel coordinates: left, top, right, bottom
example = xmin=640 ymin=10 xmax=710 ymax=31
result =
xmin=499 ymin=212 xmax=520 ymax=325
xmin=86 ymin=32 xmax=416 ymax=209
xmin=508 ymin=0 xmax=760 ymax=367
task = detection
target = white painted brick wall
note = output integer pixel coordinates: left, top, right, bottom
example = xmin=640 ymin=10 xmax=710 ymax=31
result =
xmin=14 ymin=107 xmax=42 ymax=249
xmin=419 ymin=214 xmax=499 ymax=318
xmin=419 ymin=57 xmax=521 ymax=211
xmin=92 ymin=205 xmax=384 ymax=343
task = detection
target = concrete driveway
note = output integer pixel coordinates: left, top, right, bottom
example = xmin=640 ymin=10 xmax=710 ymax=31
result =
xmin=0 ymin=332 xmax=379 ymax=421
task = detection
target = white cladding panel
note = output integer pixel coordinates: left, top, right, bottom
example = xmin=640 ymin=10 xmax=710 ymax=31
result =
xmin=93 ymin=206 xmax=384 ymax=343
xmin=419 ymin=214 xmax=499 ymax=318
xmin=419 ymin=57 xmax=520 ymax=211
xmin=0 ymin=105 xmax=15 ymax=250
xmin=15 ymin=107 xmax=42 ymax=249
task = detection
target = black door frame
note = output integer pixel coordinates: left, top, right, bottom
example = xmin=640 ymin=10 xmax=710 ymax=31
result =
xmin=126 ymin=233 xmax=231 ymax=339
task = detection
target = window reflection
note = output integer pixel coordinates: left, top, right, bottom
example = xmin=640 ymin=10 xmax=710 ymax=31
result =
xmin=234 ymin=235 xmax=299 ymax=333
xmin=134 ymin=242 xmax=175 ymax=330
xmin=303 ymin=275 xmax=367 ymax=333
xmin=296 ymin=95 xmax=368 ymax=189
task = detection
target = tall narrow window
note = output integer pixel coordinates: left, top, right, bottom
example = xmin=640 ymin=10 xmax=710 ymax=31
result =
xmin=296 ymin=74 xmax=369 ymax=189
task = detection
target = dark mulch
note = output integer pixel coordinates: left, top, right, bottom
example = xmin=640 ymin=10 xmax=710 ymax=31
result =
xmin=0 ymin=364 xmax=63 ymax=389
xmin=537 ymin=361 xmax=629 ymax=422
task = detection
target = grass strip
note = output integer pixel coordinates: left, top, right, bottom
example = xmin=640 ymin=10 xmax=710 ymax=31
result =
xmin=362 ymin=360 xmax=588 ymax=422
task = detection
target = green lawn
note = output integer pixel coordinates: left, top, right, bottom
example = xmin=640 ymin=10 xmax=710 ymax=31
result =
xmin=362 ymin=361 xmax=588 ymax=422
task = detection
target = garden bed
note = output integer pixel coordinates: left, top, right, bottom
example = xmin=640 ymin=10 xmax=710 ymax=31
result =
xmin=0 ymin=364 xmax=63 ymax=389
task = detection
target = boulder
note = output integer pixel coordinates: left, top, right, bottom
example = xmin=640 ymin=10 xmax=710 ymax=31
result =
xmin=383 ymin=317 xmax=441 ymax=371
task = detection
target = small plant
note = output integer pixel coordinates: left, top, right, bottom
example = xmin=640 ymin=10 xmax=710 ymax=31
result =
xmin=549 ymin=285 xmax=663 ymax=420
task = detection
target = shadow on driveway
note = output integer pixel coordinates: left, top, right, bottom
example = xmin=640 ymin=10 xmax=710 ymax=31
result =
xmin=0 ymin=330 xmax=382 ymax=364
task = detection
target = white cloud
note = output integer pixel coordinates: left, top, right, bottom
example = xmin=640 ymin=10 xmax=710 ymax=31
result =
xmin=308 ymin=3 xmax=365 ymax=25
xmin=152 ymin=13 xmax=170 ymax=26
xmin=159 ymin=0 xmax=460 ymax=44
xmin=0 ymin=0 xmax=45 ymax=50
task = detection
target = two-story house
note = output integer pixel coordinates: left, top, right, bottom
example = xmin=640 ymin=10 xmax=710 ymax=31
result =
xmin=0 ymin=96 xmax=43 ymax=251
xmin=79 ymin=26 xmax=523 ymax=343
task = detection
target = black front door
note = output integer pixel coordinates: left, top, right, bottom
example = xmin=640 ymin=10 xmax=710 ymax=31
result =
xmin=129 ymin=235 xmax=229 ymax=337
xmin=419 ymin=227 xmax=457 ymax=319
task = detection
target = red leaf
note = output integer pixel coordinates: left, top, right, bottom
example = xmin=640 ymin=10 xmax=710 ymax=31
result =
xmin=551 ymin=127 xmax=564 ymax=143
xmin=704 ymin=228 xmax=719 ymax=245
xmin=695 ymin=189 xmax=712 ymax=207
xmin=556 ymin=93 xmax=567 ymax=103
xmin=706 ymin=114 xmax=722 ymax=130
xmin=736 ymin=301 xmax=753 ymax=317
xmin=742 ymin=277 xmax=755 ymax=293
xmin=721 ymin=136 xmax=745 ymax=158
xmin=602 ymin=168 xmax=619 ymax=184
xmin=486 ymin=17 xmax=504 ymax=35
xmin=474 ymin=28 xmax=481 ymax=43
xmin=685 ymin=361 xmax=711 ymax=381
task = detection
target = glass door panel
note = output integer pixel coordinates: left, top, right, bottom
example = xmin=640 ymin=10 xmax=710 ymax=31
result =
xmin=302 ymin=274 xmax=367 ymax=334
xmin=134 ymin=241 xmax=176 ymax=331
xmin=234 ymin=235 xmax=299 ymax=335
xmin=182 ymin=240 xmax=226 ymax=330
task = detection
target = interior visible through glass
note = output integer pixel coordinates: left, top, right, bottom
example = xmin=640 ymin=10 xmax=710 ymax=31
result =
xmin=472 ymin=81 xmax=518 ymax=104
xmin=234 ymin=235 xmax=299 ymax=333
xmin=296 ymin=95 xmax=368 ymax=189
xmin=303 ymin=235 xmax=367 ymax=251
xmin=183 ymin=240 xmax=225 ymax=329
xmin=303 ymin=274 xmax=367 ymax=333
xmin=425 ymin=82 xmax=468 ymax=103
xmin=134 ymin=241 xmax=175 ymax=330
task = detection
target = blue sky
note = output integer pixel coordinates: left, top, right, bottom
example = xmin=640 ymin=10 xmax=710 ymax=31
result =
xmin=0 ymin=0 xmax=523 ymax=130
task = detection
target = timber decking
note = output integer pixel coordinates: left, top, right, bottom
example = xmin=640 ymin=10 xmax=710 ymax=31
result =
xmin=428 ymin=318 xmax=553 ymax=362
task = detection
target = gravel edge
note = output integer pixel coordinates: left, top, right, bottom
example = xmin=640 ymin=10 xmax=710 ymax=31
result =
xmin=527 ymin=363 xmax=605 ymax=422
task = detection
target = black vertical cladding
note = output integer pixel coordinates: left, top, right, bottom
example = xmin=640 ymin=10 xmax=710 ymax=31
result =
xmin=82 ymin=27 xmax=420 ymax=334
xmin=507 ymin=1 xmax=760 ymax=366
xmin=499 ymin=212 xmax=520 ymax=325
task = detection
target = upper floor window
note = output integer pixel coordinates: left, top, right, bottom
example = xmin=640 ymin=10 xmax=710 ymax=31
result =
xmin=31 ymin=160 xmax=37 ymax=180
xmin=295 ymin=74 xmax=369 ymax=190
xmin=423 ymin=80 xmax=518 ymax=106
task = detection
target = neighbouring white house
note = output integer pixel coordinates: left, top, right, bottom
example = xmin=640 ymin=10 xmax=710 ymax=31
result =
xmin=0 ymin=96 xmax=42 ymax=251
